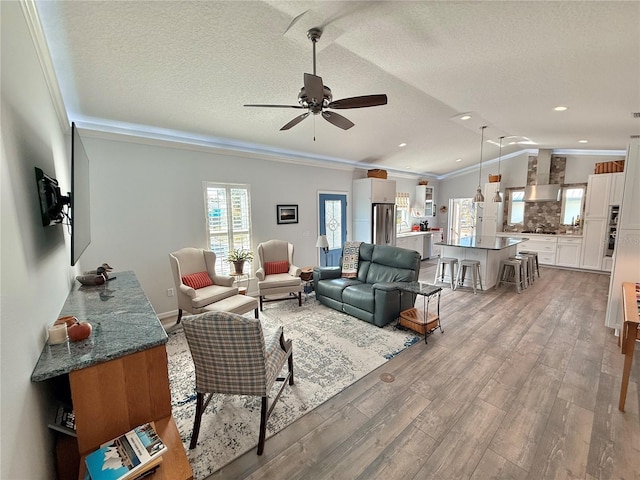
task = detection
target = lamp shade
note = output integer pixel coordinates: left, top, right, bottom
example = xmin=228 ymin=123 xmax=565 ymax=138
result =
xmin=316 ymin=235 xmax=329 ymax=249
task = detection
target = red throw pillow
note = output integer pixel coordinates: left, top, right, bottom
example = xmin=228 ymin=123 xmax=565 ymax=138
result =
xmin=264 ymin=261 xmax=289 ymax=275
xmin=182 ymin=271 xmax=213 ymax=289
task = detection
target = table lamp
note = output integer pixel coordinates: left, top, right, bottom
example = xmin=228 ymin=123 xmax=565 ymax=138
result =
xmin=316 ymin=235 xmax=329 ymax=266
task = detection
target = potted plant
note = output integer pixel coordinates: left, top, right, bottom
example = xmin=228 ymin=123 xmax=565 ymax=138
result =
xmin=227 ymin=248 xmax=254 ymax=274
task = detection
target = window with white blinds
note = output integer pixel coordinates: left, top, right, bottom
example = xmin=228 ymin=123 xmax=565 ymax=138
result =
xmin=204 ymin=183 xmax=253 ymax=275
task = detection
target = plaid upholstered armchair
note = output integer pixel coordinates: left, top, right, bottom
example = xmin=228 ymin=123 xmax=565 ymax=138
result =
xmin=181 ymin=311 xmax=294 ymax=454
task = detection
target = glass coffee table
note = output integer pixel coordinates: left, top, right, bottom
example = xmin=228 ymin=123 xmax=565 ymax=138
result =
xmin=396 ymin=281 xmax=443 ymax=344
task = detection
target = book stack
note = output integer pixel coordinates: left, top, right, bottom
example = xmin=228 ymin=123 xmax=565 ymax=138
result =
xmin=84 ymin=422 xmax=167 ymax=480
xmin=48 ymin=402 xmax=76 ymax=437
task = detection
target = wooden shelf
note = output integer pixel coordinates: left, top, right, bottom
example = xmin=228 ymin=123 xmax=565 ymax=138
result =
xmin=78 ymin=416 xmax=191 ymax=480
xmin=70 ymin=345 xmax=193 ymax=479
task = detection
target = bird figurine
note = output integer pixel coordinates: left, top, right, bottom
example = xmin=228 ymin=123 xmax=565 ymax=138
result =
xmin=76 ymin=263 xmax=114 ymax=286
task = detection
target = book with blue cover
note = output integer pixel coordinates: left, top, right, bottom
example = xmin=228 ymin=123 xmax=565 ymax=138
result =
xmin=84 ymin=422 xmax=166 ymax=480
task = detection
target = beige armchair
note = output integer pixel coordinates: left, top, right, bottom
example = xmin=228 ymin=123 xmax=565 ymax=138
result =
xmin=169 ymin=247 xmax=238 ymax=324
xmin=255 ymin=239 xmax=302 ymax=311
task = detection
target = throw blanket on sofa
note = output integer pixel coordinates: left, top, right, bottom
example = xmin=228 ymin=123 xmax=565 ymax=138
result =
xmin=341 ymin=241 xmax=362 ymax=278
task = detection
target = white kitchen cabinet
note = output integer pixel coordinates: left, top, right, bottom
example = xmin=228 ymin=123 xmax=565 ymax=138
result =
xmin=618 ymin=153 xmax=640 ymax=230
xmin=606 ymin=138 xmax=640 ymax=329
xmin=414 ymin=185 xmax=435 ymax=217
xmin=556 ymin=237 xmax=582 ymax=268
xmin=396 ymin=234 xmax=422 ymax=257
xmin=479 ymin=182 xmax=503 ymax=236
xmin=609 ymin=172 xmax=625 ymax=205
xmin=431 ymin=230 xmax=443 ymax=258
xmin=584 ymin=174 xmax=611 ymax=218
xmin=353 ymin=178 xmax=396 ymax=212
xmin=517 ymin=236 xmax=557 ymax=265
xmin=579 ymin=217 xmax=607 ymax=270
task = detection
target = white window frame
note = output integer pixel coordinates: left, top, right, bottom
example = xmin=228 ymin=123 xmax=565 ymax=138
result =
xmin=560 ymin=185 xmax=586 ymax=225
xmin=203 ymin=182 xmax=253 ymax=275
xmin=508 ymin=189 xmax=525 ymax=225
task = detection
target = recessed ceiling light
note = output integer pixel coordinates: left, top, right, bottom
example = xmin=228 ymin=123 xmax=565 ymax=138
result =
xmin=398 ymin=142 xmax=407 ymax=148
xmin=456 ymin=158 xmax=462 ymax=162
xmin=405 ymin=165 xmax=411 ymax=169
xmin=460 ymin=115 xmax=472 ymax=121
xmin=578 ymin=139 xmax=589 ymax=143
xmin=554 ymin=106 xmax=568 ymax=111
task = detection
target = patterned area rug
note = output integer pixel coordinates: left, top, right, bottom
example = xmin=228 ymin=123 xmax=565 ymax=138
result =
xmin=166 ymin=297 xmax=420 ymax=479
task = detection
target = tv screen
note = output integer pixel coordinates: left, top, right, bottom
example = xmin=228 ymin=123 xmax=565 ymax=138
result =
xmin=71 ymin=122 xmax=91 ymax=266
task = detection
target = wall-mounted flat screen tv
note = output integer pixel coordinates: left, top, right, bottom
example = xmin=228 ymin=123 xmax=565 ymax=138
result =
xmin=71 ymin=122 xmax=91 ymax=266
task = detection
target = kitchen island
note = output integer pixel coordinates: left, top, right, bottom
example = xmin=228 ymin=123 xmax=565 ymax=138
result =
xmin=435 ymin=236 xmax=529 ymax=290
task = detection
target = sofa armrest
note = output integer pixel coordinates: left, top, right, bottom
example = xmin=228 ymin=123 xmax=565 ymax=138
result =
xmin=211 ymin=274 xmax=235 ymax=287
xmin=313 ymin=266 xmax=342 ymax=281
xmin=372 ymin=282 xmax=402 ymax=292
xmin=179 ymin=284 xmax=196 ymax=298
xmin=255 ymin=268 xmax=265 ymax=281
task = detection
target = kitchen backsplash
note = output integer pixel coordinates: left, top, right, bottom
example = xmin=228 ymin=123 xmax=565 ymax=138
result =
xmin=503 ymin=155 xmax=585 ymax=233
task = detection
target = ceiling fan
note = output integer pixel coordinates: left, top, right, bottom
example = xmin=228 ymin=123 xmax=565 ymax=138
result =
xmin=244 ymin=28 xmax=387 ymax=131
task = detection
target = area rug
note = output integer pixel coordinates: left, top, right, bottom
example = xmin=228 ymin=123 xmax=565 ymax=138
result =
xmin=166 ymin=298 xmax=420 ymax=479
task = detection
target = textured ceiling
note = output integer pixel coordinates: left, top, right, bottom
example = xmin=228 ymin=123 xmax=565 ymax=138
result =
xmin=34 ymin=0 xmax=640 ymax=177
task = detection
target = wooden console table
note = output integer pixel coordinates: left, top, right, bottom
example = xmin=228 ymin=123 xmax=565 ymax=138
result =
xmin=31 ymin=271 xmax=192 ymax=480
xmin=619 ymin=282 xmax=640 ymax=412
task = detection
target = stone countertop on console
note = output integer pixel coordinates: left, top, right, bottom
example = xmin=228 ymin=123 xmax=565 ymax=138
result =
xmin=31 ymin=271 xmax=167 ymax=382
xmin=436 ymin=236 xmax=528 ymax=250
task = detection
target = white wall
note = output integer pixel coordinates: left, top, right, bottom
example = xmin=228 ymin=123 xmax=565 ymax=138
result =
xmin=78 ymin=135 xmax=356 ymax=316
xmin=439 ymin=150 xmax=626 ymax=229
xmin=1 ymin=2 xmax=77 ymax=477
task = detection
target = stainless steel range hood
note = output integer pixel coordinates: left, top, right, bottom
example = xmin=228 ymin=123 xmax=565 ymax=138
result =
xmin=524 ymin=149 xmax=561 ymax=202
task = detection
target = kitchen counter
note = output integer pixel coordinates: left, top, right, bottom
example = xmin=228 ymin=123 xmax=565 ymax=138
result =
xmin=437 ymin=235 xmax=527 ymax=250
xmin=436 ymin=236 xmax=525 ymax=291
xmin=496 ymin=232 xmax=582 ymax=238
xmin=397 ymin=230 xmax=432 ymax=238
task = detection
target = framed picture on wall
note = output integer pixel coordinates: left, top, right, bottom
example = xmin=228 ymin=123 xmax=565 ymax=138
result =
xmin=277 ymin=205 xmax=298 ymax=224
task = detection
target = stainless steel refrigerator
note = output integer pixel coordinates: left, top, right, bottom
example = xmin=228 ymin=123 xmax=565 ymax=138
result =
xmin=372 ymin=203 xmax=396 ymax=246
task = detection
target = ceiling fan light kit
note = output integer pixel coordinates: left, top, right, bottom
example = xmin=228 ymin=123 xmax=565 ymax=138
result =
xmin=244 ymin=28 xmax=387 ymax=131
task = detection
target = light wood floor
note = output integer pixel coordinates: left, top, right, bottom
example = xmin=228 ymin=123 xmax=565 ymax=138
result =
xmin=207 ymin=264 xmax=640 ymax=480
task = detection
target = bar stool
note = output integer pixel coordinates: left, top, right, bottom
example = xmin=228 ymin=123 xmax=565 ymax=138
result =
xmin=496 ymin=258 xmax=524 ymax=293
xmin=455 ymin=259 xmax=483 ymax=294
xmin=519 ymin=250 xmax=540 ymax=278
xmin=434 ymin=257 xmax=459 ymax=289
xmin=518 ymin=252 xmax=537 ymax=286
xmin=510 ymin=255 xmax=530 ymax=289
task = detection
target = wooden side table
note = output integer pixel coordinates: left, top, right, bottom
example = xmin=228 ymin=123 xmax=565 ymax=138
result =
xmin=231 ymin=272 xmax=249 ymax=295
xmin=300 ymin=267 xmax=315 ymax=300
xmin=396 ymin=282 xmax=443 ymax=344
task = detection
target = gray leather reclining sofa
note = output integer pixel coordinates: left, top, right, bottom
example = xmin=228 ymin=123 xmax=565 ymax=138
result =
xmin=313 ymin=243 xmax=421 ymax=327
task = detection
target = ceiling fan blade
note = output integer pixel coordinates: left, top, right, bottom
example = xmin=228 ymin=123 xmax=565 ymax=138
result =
xmin=304 ymin=73 xmax=324 ymax=104
xmin=328 ymin=94 xmax=388 ymax=109
xmin=244 ymin=104 xmax=305 ymax=109
xmin=322 ymin=111 xmax=354 ymax=130
xmin=280 ymin=112 xmax=310 ymax=130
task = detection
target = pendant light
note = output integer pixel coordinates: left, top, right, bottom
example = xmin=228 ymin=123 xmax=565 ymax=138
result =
xmin=473 ymin=125 xmax=487 ymax=203
xmin=492 ymin=136 xmax=504 ymax=203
